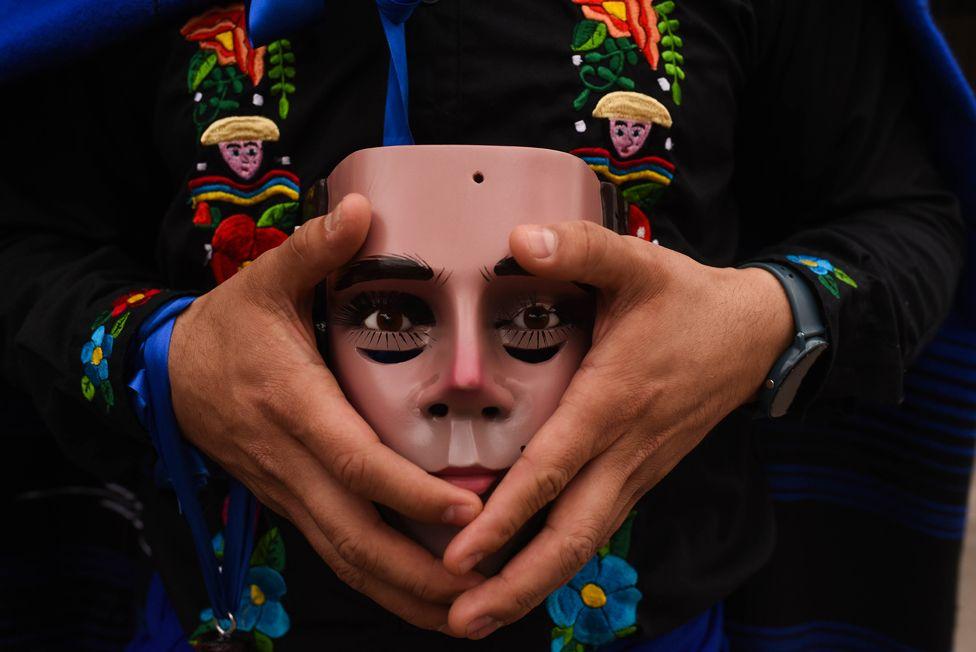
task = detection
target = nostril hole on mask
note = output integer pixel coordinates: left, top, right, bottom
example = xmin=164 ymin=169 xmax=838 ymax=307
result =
xmin=482 ymin=406 xmax=502 ymax=420
xmin=473 ymin=171 xmax=485 ymax=184
xmin=428 ymin=403 xmax=449 ymax=418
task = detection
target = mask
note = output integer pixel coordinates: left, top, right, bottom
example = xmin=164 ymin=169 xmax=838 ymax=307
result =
xmin=321 ymin=146 xmax=612 ymax=567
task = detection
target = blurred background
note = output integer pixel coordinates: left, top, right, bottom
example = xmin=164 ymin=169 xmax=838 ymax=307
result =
xmin=932 ymin=2 xmax=976 ymax=649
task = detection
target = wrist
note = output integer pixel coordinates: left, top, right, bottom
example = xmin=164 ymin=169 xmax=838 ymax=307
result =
xmin=733 ymin=267 xmax=796 ymax=401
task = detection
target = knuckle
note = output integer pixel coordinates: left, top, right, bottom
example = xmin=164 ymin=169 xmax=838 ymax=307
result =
xmin=558 ymin=521 xmax=603 ymax=579
xmin=333 ymin=533 xmax=378 ymax=575
xmin=332 ymin=560 xmax=369 ymax=594
xmin=333 ymin=450 xmax=376 ymax=496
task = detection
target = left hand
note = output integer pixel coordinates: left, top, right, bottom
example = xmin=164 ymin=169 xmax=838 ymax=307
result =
xmin=441 ymin=221 xmax=795 ymax=638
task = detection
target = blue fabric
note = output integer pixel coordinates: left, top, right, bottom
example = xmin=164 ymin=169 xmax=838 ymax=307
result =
xmin=245 ymin=0 xmax=419 ymax=145
xmin=0 ymin=0 xmax=201 ymax=83
xmin=603 ymin=605 xmax=728 ymax=652
xmin=126 ymin=574 xmax=194 ymax=652
xmin=129 ymin=296 xmax=258 ymax=629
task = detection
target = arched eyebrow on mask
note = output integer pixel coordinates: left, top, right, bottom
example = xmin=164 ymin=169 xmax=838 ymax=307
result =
xmin=334 ymin=254 xmax=443 ymax=291
xmin=486 ymin=256 xmax=533 ymax=281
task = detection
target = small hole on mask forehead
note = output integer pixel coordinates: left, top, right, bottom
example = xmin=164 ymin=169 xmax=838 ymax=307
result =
xmin=428 ymin=403 xmax=449 ymax=418
xmin=473 ymin=171 xmax=485 ymax=184
xmin=482 ymin=406 xmax=501 ymax=420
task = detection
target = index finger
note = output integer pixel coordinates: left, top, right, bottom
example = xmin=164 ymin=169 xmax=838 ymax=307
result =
xmin=290 ymin=365 xmax=485 ymax=527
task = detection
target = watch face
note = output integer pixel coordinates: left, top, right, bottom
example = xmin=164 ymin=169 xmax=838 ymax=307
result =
xmin=770 ymin=340 xmax=828 ymax=418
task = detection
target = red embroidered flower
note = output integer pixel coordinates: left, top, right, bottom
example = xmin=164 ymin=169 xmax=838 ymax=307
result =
xmin=181 ymin=4 xmax=266 ymax=86
xmin=111 ymin=289 xmax=162 ymax=318
xmin=573 ymin=0 xmax=662 ymax=70
xmin=211 ymin=214 xmax=288 ymax=284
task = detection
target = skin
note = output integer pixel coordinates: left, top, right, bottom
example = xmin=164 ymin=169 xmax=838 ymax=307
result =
xmin=609 ymin=119 xmax=652 ymax=158
xmin=170 ymin=197 xmax=793 ymax=639
xmin=170 ymin=195 xmax=487 ymax=634
xmin=441 ymin=222 xmax=794 ymax=639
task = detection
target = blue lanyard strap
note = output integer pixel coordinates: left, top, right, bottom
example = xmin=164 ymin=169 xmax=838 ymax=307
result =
xmin=130 ymin=297 xmax=258 ymax=630
xmin=246 ymin=0 xmax=420 ymax=145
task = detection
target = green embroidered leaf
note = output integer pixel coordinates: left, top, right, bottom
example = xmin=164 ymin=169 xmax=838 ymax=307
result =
xmin=283 ymin=67 xmax=296 ymax=79
xmin=615 ymin=37 xmax=631 ymax=49
xmin=661 ymin=50 xmax=684 ymax=64
xmin=211 ymin=206 xmax=223 ymax=226
xmin=597 ymin=544 xmax=611 ymax=558
xmin=654 ymin=0 xmax=676 ymax=14
xmin=270 ymin=82 xmax=284 ymax=94
xmin=626 ymin=50 xmax=639 ymax=66
xmin=212 ymin=66 xmax=225 ymax=81
xmin=278 ymin=39 xmax=292 ymax=48
xmin=573 ymin=20 xmax=607 ymax=52
xmin=101 ymin=381 xmax=115 ymax=408
xmin=270 ymin=65 xmax=284 ymax=78
xmin=188 ymin=52 xmax=218 ymax=92
xmin=574 ymin=643 xmax=585 ymax=652
xmin=573 ymin=88 xmax=591 ymax=111
xmin=81 ymin=377 xmax=96 ymax=401
xmin=615 ymin=625 xmax=638 ymax=638
xmin=90 ymin=310 xmax=111 ymax=331
xmin=622 ymin=182 xmax=665 ymax=205
xmin=253 ymin=630 xmax=274 ymax=652
xmin=218 ymin=99 xmax=241 ymax=111
xmin=283 ymin=83 xmax=296 ymax=94
xmin=279 ymin=96 xmax=291 ymax=120
xmin=268 ymin=40 xmax=281 ymax=54
xmin=190 ymin=620 xmax=216 ymax=641
xmin=257 ymin=202 xmax=300 ymax=229
xmin=282 ymin=52 xmax=296 ymax=63
xmin=672 ymin=79 xmax=683 ymax=105
xmin=597 ymin=66 xmax=617 ymax=83
xmin=231 ymin=77 xmax=244 ymax=94
xmin=664 ymin=63 xmax=686 ymax=80
xmin=819 ymin=273 xmax=840 ymax=298
xmin=834 ymin=267 xmax=857 ymax=288
xmin=110 ymin=312 xmax=131 ymax=339
xmin=583 ymin=52 xmax=602 ymax=64
xmin=617 ymin=76 xmax=636 ymax=91
xmin=270 ymin=53 xmax=283 ymax=66
xmin=251 ymin=526 xmax=286 ymax=571
xmin=609 ymin=511 xmax=637 ymax=559
xmin=604 ymin=38 xmax=619 ymax=53
xmin=661 ymin=34 xmax=684 ymax=48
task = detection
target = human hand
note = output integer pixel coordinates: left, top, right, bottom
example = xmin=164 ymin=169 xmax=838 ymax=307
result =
xmin=169 ymin=194 xmax=485 ymax=632
xmin=442 ymin=222 xmax=793 ymax=638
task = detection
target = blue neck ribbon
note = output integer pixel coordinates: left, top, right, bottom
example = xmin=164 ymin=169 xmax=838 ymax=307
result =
xmin=246 ymin=0 xmax=421 ymax=145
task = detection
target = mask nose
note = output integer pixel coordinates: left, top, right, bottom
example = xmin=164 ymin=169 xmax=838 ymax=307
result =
xmin=422 ymin=314 xmax=514 ymax=422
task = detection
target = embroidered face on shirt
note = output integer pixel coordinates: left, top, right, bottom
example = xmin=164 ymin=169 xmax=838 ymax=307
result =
xmin=219 ymin=140 xmax=264 ymax=179
xmin=610 ymin=119 xmax=652 ymax=157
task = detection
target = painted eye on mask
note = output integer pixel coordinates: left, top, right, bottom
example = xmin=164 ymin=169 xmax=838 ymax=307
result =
xmin=333 ymin=292 xmax=435 ymax=364
xmin=496 ymin=301 xmax=578 ymax=364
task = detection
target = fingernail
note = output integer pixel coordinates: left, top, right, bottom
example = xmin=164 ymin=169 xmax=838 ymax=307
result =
xmin=524 ymin=227 xmax=556 ymax=259
xmin=324 ymin=204 xmax=343 ymax=232
xmin=466 ymin=616 xmax=500 ymax=639
xmin=457 ymin=552 xmax=484 ymax=574
xmin=442 ymin=504 xmax=479 ymax=526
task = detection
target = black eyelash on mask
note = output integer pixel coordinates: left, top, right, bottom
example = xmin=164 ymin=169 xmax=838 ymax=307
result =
xmin=332 ymin=291 xmax=435 ymax=328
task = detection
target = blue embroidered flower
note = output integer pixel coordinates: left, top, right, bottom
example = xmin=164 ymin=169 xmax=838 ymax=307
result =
xmin=80 ymin=325 xmax=115 ymax=404
xmin=200 ymin=566 xmax=290 ymax=639
xmin=786 ymin=254 xmax=833 ymax=276
xmin=547 ymin=554 xmax=642 ymax=648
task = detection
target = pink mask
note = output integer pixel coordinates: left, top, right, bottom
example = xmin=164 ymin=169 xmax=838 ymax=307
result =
xmin=323 ymin=146 xmax=605 ymax=563
xmin=609 ymin=119 xmax=651 ymax=158
xmin=218 ymin=140 xmax=264 ymax=179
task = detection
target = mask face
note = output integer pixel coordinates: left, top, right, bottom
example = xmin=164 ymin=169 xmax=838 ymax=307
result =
xmin=323 ymin=146 xmax=603 ymax=561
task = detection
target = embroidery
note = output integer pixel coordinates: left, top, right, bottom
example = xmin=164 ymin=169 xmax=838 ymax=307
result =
xmin=547 ymin=512 xmax=642 ymax=651
xmin=191 ymin=65 xmax=249 ymax=134
xmin=191 ymin=522 xmax=290 ymax=650
xmin=210 ymin=214 xmax=289 ymax=283
xmin=189 ymin=170 xmax=301 ymax=208
xmin=573 ymin=1 xmax=662 ymax=70
xmin=653 ymin=1 xmax=685 ymax=105
xmin=182 ymin=5 xmax=266 ymax=86
xmin=267 ymin=40 xmax=297 ymax=120
xmin=81 ymin=289 xmax=160 ymax=411
xmin=786 ymin=255 xmax=858 ymax=299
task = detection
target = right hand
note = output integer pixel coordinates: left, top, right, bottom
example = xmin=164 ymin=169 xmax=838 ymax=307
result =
xmin=169 ymin=194 xmax=485 ymax=632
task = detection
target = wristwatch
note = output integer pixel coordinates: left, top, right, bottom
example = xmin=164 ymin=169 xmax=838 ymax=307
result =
xmin=741 ymin=261 xmax=829 ymax=418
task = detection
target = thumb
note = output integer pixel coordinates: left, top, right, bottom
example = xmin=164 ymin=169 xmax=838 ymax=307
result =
xmin=509 ymin=220 xmax=656 ymax=292
xmin=254 ymin=193 xmax=372 ymax=297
